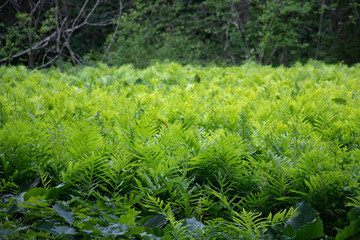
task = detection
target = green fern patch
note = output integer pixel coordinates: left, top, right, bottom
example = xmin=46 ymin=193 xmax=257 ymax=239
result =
xmin=0 ymin=61 xmax=359 ymax=239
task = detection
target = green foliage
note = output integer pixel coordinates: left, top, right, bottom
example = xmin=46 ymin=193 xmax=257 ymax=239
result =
xmin=105 ymin=1 xmax=223 ymax=68
xmin=0 ymin=7 xmax=56 ymax=66
xmin=281 ymin=202 xmax=324 ymax=239
xmin=2 ymin=1 xmax=359 ymax=67
xmin=0 ymin=62 xmax=359 ymax=238
xmin=104 ymin=0 xmax=360 ymax=67
xmin=336 ymin=207 xmax=360 ymax=240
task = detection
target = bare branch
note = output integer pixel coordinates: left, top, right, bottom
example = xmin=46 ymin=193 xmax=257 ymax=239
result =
xmin=41 ymin=48 xmax=54 ymax=65
xmin=71 ymin=0 xmax=90 ymax=30
xmin=257 ymin=0 xmax=280 ymax=64
xmin=63 ymin=39 xmax=84 ymax=70
xmin=230 ymin=1 xmax=250 ymax=58
xmin=63 ymin=0 xmax=102 ymax=44
xmin=17 ymin=0 xmax=42 ymax=29
xmin=86 ymin=20 xmax=113 ymax=26
xmin=0 ymin=12 xmax=96 ymax=64
xmin=223 ymin=19 xmax=230 ymax=52
xmin=315 ymin=0 xmax=325 ymax=60
xmin=59 ymin=0 xmax=104 ymax=68
xmin=37 ymin=55 xmax=59 ymax=69
xmin=0 ymin=32 xmax=56 ymax=63
xmin=265 ymin=47 xmax=277 ymax=65
xmin=101 ymin=0 xmax=123 ymax=62
xmin=0 ymin=0 xmax=10 ymax=9
xmin=1 ymin=0 xmax=119 ymax=68
xmin=84 ymin=0 xmax=102 ymax=23
xmin=55 ymin=0 xmax=63 ymax=71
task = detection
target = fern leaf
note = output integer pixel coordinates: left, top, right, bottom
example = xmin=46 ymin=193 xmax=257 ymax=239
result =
xmin=38 ymin=167 xmax=51 ymax=189
xmin=267 ymin=207 xmax=298 ymax=225
xmin=233 ymin=208 xmax=266 ymax=231
xmin=346 ymin=197 xmax=360 ymax=208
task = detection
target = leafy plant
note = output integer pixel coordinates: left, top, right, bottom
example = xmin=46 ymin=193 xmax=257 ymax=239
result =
xmin=0 ymin=62 xmax=359 ymax=238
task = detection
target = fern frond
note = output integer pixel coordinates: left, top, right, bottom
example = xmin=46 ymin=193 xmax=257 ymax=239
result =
xmin=66 ymin=121 xmax=105 ymax=160
xmin=241 ymin=192 xmax=269 ymax=211
xmin=312 ymin=112 xmax=339 ymax=139
xmin=80 ymin=154 xmax=110 ymax=197
xmin=305 ymin=173 xmax=326 ymax=195
xmin=105 ymin=151 xmax=138 ymax=198
xmin=143 ymin=194 xmax=189 ymax=239
xmin=62 ymin=154 xmax=109 ymax=198
xmin=143 ymin=194 xmax=172 ymax=216
xmin=346 ymin=196 xmax=360 ymax=208
xmin=0 ymin=178 xmax=19 ymax=194
xmin=133 ymin=142 xmax=164 ymax=166
xmin=171 ymin=176 xmax=200 ymax=217
xmin=266 ymin=207 xmax=297 ymax=225
xmin=135 ymin=168 xmax=174 ymax=199
xmin=191 ymin=132 xmax=250 ymax=192
xmin=37 ymin=167 xmax=51 ymax=189
xmin=233 ymin=208 xmax=265 ymax=230
xmin=206 ymin=186 xmax=233 ymax=215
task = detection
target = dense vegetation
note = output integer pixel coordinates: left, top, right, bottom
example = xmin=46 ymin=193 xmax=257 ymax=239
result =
xmin=1 ymin=62 xmax=360 ymax=239
xmin=1 ymin=0 xmax=360 ymax=68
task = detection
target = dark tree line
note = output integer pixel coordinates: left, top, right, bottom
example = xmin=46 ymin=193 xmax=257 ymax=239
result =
xmin=1 ymin=0 xmax=359 ymax=69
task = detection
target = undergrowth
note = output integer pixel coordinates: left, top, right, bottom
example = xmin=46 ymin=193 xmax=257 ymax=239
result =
xmin=0 ymin=61 xmax=359 ymax=239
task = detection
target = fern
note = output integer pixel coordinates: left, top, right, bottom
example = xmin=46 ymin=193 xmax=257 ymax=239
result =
xmin=232 ymin=209 xmax=266 ymax=237
xmin=143 ymin=195 xmax=189 ymax=239
xmin=65 ymin=121 xmax=105 ymax=160
xmin=37 ymin=167 xmax=51 ymax=189
xmin=1 ymin=63 xmax=360 ymax=238
xmin=312 ymin=112 xmax=339 ymax=139
xmin=206 ymin=184 xmax=235 ymax=217
xmin=0 ymin=178 xmax=19 ymax=194
xmin=241 ymin=192 xmax=270 ymax=213
xmin=304 ymin=173 xmax=326 ymax=197
xmin=191 ymin=132 xmax=251 ymax=194
xmin=62 ymin=154 xmax=109 ymax=198
xmin=172 ymin=176 xmax=200 ymax=218
xmin=132 ymin=140 xmax=165 ymax=166
xmin=134 ymin=158 xmax=180 ymax=200
xmin=266 ymin=207 xmax=297 ymax=225
xmin=346 ymin=197 xmax=360 ymax=208
xmin=104 ymin=151 xmax=138 ymax=198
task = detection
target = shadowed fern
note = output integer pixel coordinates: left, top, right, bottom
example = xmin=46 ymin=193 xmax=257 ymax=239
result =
xmin=62 ymin=154 xmax=109 ymax=198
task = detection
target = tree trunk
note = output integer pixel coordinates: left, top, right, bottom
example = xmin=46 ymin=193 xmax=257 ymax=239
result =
xmin=230 ymin=1 xmax=251 ymax=59
xmin=315 ymin=0 xmax=326 ymax=60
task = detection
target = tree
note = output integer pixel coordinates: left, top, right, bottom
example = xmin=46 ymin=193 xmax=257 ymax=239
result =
xmin=0 ymin=0 xmax=129 ymax=71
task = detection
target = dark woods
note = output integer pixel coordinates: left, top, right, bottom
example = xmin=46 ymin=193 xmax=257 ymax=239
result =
xmin=1 ymin=0 xmax=359 ymax=69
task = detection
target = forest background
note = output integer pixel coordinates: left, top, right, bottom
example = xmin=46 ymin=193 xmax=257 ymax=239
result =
xmin=1 ymin=0 xmax=359 ymax=70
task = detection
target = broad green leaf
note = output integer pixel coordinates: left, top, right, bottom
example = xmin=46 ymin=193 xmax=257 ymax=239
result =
xmin=335 ymin=220 xmax=360 ymax=240
xmin=283 ymin=202 xmax=324 ymax=239
xmin=52 ymin=226 xmax=77 ymax=235
xmin=35 ymin=220 xmax=77 ymax=235
xmin=335 ymin=208 xmax=360 ymax=240
xmin=23 ymin=187 xmax=48 ymax=201
xmin=292 ymin=218 xmax=324 ymax=240
xmin=286 ymin=202 xmax=318 ymax=231
xmin=53 ymin=202 xmax=74 ymax=225
xmin=94 ymin=223 xmax=129 ymax=237
xmin=47 ymin=182 xmax=72 ymax=200
xmin=182 ymin=217 xmax=205 ymax=233
xmin=143 ymin=214 xmax=168 ymax=228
